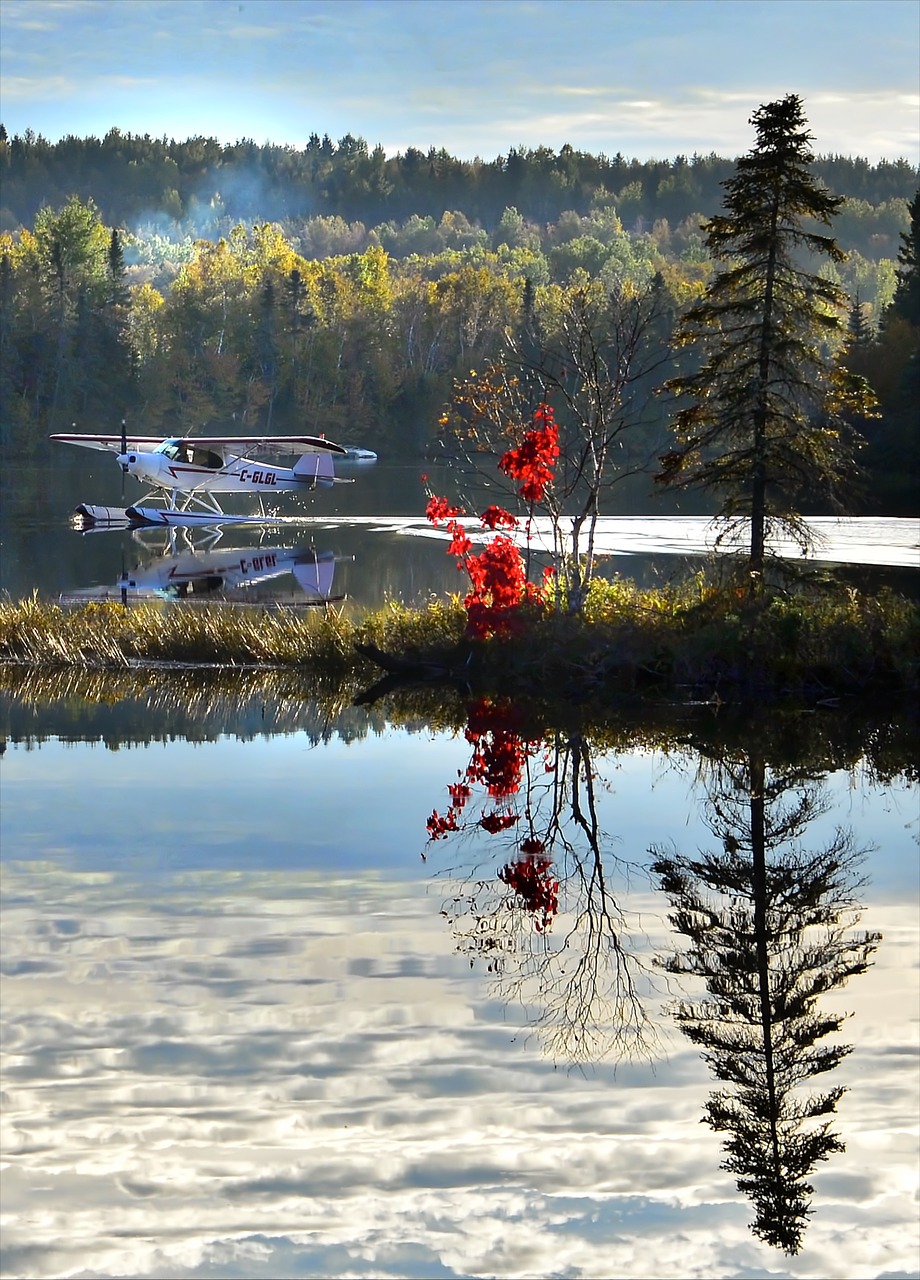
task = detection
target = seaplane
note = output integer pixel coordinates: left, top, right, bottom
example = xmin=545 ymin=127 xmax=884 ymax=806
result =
xmin=51 ymin=423 xmax=354 ymax=528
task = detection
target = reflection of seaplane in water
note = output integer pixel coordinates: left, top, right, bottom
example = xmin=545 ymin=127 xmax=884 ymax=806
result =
xmin=61 ymin=535 xmax=348 ymax=607
xmin=51 ymin=425 xmax=359 ymax=527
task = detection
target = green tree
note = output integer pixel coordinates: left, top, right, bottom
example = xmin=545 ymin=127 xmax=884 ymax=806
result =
xmin=887 ymin=186 xmax=920 ymax=326
xmin=844 ymin=187 xmax=919 ymax=512
xmin=29 ymin=196 xmax=112 ymax=421
xmin=0 ymin=250 xmax=22 ymax=441
xmin=656 ymin=96 xmax=876 ymax=587
xmin=97 ymin=227 xmax=137 ymax=415
xmin=492 ymin=205 xmax=539 ymax=252
xmin=846 ymin=291 xmax=872 ymax=348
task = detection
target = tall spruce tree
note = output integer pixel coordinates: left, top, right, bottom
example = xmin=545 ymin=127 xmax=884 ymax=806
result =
xmin=656 ymin=95 xmax=876 ymax=586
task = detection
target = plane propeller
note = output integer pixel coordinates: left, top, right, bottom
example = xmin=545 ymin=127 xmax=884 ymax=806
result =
xmin=119 ymin=418 xmax=128 ymax=500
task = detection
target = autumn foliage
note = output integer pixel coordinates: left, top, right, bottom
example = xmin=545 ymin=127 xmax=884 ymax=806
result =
xmin=499 ymin=852 xmax=560 ymax=932
xmin=426 ymin=697 xmax=560 ymax=931
xmin=425 ymin=403 xmax=559 ymax=639
xmin=498 ymin=403 xmax=560 ymax=504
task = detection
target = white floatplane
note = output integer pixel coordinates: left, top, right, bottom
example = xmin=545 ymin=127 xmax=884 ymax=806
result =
xmin=51 ymin=426 xmax=353 ymax=527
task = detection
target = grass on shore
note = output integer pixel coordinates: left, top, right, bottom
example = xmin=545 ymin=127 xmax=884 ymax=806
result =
xmin=1 ymin=577 xmax=917 ymax=706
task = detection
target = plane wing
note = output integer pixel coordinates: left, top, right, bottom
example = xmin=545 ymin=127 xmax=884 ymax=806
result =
xmin=51 ymin=433 xmax=348 ymax=457
xmin=188 ymin=435 xmax=348 ymax=457
xmin=50 ymin=434 xmax=164 ymax=454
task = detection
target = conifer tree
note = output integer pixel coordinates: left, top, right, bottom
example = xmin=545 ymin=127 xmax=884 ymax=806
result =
xmin=852 ymin=186 xmax=919 ymax=512
xmin=888 ymin=186 xmax=920 ymax=327
xmin=656 ymin=95 xmax=876 ymax=586
xmin=846 ymin=292 xmax=872 ymax=349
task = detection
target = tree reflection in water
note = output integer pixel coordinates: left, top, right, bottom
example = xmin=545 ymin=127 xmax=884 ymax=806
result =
xmin=651 ymin=750 xmax=881 ymax=1255
xmin=425 ymin=703 xmax=886 ymax=1255
xmin=425 ymin=696 xmax=654 ymax=1065
xmin=5 ymin=666 xmax=901 ymax=1258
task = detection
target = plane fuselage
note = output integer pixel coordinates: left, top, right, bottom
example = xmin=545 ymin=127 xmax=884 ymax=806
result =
xmin=118 ymin=439 xmax=335 ymax=493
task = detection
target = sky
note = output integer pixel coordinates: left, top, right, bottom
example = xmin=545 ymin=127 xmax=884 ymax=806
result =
xmin=0 ymin=0 xmax=918 ymax=165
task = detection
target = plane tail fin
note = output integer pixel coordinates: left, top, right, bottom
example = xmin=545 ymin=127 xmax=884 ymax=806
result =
xmin=293 ymin=452 xmax=335 ymax=487
xmin=293 ymin=551 xmax=337 ymax=597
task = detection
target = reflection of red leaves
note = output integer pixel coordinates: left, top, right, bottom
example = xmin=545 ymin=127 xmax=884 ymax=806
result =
xmin=499 ymin=853 xmax=560 ymax=930
xmin=479 ymin=810 xmax=520 ymax=833
xmin=465 ymin=698 xmax=526 ymax=737
xmin=465 ymin=738 xmax=524 ymax=797
xmin=457 ymin=699 xmax=535 ymax=800
xmin=425 ymin=700 xmax=558 ymax=936
xmin=427 ymin=809 xmax=460 ymax=840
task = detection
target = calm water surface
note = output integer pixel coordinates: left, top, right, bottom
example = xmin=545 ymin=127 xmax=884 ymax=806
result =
xmin=2 ymin=454 xmax=917 ymax=604
xmin=1 ymin=450 xmax=918 ymax=1278
xmin=1 ymin=681 xmax=917 ymax=1280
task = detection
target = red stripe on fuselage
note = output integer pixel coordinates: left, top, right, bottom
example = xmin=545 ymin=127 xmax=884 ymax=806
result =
xmin=166 ymin=465 xmax=219 ymax=480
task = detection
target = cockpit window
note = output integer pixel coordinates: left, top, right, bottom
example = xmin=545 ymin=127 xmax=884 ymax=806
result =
xmin=155 ymin=440 xmax=223 ymax=468
xmin=192 ymin=448 xmax=224 ymax=469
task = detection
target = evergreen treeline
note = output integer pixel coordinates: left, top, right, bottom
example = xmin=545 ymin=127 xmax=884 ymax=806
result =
xmin=1 ymin=125 xmax=914 ymax=258
xmin=0 ymin=125 xmax=916 ymax=512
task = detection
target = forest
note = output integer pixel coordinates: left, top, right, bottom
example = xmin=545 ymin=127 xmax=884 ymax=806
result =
xmin=0 ymin=125 xmax=917 ymax=513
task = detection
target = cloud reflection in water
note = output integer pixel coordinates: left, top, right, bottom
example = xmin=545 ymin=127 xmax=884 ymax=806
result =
xmin=0 ymin=728 xmax=917 ymax=1278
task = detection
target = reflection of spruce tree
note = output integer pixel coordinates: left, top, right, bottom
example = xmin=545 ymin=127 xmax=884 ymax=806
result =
xmin=651 ymin=752 xmax=880 ymax=1255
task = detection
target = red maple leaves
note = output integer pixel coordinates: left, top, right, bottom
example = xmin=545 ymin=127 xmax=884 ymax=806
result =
xmin=425 ymin=403 xmax=559 ymax=639
xmin=498 ymin=403 xmax=560 ymax=505
xmin=424 ymin=407 xmax=562 ymax=929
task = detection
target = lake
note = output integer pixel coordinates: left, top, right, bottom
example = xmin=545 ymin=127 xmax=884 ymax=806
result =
xmin=1 ymin=452 xmax=917 ymax=605
xmin=1 ymin=673 xmax=917 ymax=1280
xmin=1 ymin=451 xmax=918 ymax=1279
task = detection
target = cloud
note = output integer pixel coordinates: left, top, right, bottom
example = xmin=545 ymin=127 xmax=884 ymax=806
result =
xmin=1 ymin=1 xmax=917 ymax=162
xmin=0 ymin=74 xmax=78 ymax=101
